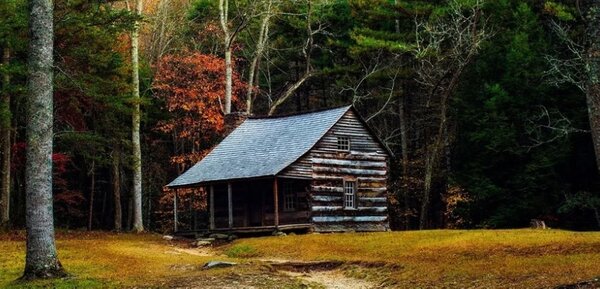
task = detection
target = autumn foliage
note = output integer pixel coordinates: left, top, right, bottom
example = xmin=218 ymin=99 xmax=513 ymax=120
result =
xmin=153 ymin=52 xmax=246 ymax=174
xmin=153 ymin=52 xmax=247 ymax=232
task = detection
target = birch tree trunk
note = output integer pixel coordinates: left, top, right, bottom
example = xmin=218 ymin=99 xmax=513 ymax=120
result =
xmin=1 ymin=48 xmax=11 ymax=227
xmin=131 ymin=0 xmax=144 ymax=232
xmin=246 ymin=0 xmax=272 ymax=114
xmin=219 ymin=0 xmax=232 ymax=114
xmin=22 ymin=0 xmax=66 ymax=278
xmin=585 ymin=3 xmax=600 ymax=174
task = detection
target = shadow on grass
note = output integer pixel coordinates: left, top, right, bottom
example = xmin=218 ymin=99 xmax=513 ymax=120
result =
xmin=7 ymin=277 xmax=117 ymax=289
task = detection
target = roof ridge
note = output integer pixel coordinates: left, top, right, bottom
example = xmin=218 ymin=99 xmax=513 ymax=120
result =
xmin=272 ymin=105 xmax=352 ymax=176
xmin=247 ymin=104 xmax=352 ymax=119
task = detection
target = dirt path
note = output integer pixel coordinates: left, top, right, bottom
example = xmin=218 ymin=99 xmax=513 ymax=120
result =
xmin=169 ymin=246 xmax=379 ymax=288
xmin=284 ymin=270 xmax=377 ymax=289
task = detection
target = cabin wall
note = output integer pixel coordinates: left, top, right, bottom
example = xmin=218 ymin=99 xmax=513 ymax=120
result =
xmin=307 ymin=110 xmax=389 ymax=232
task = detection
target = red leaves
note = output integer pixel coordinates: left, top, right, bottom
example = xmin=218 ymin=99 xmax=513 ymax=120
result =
xmin=153 ymin=52 xmax=246 ymax=171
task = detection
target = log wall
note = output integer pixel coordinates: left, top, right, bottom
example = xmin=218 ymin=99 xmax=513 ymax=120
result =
xmin=282 ymin=109 xmax=390 ymax=232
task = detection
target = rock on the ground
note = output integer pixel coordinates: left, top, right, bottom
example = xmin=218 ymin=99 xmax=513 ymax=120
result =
xmin=163 ymin=235 xmax=174 ymax=241
xmin=272 ymin=231 xmax=286 ymax=236
xmin=227 ymin=234 xmax=238 ymax=241
xmin=203 ymin=261 xmax=237 ymax=269
xmin=194 ymin=240 xmax=212 ymax=247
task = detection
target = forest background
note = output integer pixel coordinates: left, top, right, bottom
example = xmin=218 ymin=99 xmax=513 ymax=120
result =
xmin=1 ymin=0 xmax=599 ymax=233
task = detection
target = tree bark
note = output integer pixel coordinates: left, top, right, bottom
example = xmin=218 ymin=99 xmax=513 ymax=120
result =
xmin=585 ymin=3 xmax=600 ymax=174
xmin=398 ymin=93 xmax=411 ymax=229
xmin=87 ymin=161 xmax=95 ymax=231
xmin=22 ymin=0 xmax=66 ymax=278
xmin=268 ymin=72 xmax=313 ymax=115
xmin=219 ymin=0 xmax=232 ymax=114
xmin=112 ymin=148 xmax=122 ymax=231
xmin=246 ymin=0 xmax=272 ymax=114
xmin=394 ymin=5 xmax=410 ymax=229
xmin=131 ymin=0 xmax=144 ymax=232
xmin=1 ymin=48 xmax=11 ymax=227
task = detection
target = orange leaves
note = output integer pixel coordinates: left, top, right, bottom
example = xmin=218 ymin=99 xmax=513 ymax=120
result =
xmin=153 ymin=52 xmax=246 ymax=171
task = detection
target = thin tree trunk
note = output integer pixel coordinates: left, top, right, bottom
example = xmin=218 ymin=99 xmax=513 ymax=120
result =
xmin=419 ymin=104 xmax=447 ymax=230
xmin=224 ymin=48 xmax=232 ymax=113
xmin=219 ymin=0 xmax=232 ymax=114
xmin=112 ymin=148 xmax=122 ymax=231
xmin=593 ymin=207 xmax=600 ymax=228
xmin=128 ymin=195 xmax=133 ymax=230
xmin=268 ymin=72 xmax=312 ymax=115
xmin=246 ymin=1 xmax=272 ymax=114
xmin=398 ymin=94 xmax=411 ymax=229
xmin=131 ymin=0 xmax=144 ymax=232
xmin=268 ymin=0 xmax=314 ymax=116
xmin=1 ymin=48 xmax=11 ymax=227
xmin=22 ymin=0 xmax=66 ymax=278
xmin=393 ymin=2 xmax=411 ymax=229
xmin=585 ymin=2 xmax=600 ymax=174
xmin=87 ymin=161 xmax=95 ymax=231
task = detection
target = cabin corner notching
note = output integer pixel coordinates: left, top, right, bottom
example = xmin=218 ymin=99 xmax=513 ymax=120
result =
xmin=166 ymin=105 xmax=392 ymax=233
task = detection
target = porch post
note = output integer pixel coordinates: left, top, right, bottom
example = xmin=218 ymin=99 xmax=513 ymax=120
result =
xmin=228 ymin=182 xmax=233 ymax=228
xmin=273 ymin=177 xmax=279 ymax=228
xmin=173 ymin=188 xmax=178 ymax=233
xmin=209 ymin=185 xmax=215 ymax=230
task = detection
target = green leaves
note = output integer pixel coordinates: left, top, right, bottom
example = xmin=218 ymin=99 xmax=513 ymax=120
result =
xmin=543 ymin=1 xmax=576 ymax=21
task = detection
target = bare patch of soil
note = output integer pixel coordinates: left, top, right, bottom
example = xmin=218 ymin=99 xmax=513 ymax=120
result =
xmin=284 ymin=270 xmax=377 ymax=289
xmin=555 ymin=277 xmax=600 ymax=289
xmin=168 ymin=247 xmax=219 ymax=257
xmin=266 ymin=260 xmax=382 ymax=289
xmin=168 ymin=242 xmax=384 ymax=288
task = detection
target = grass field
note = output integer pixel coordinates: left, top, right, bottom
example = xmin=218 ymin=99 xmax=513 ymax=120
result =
xmin=229 ymin=229 xmax=600 ymax=288
xmin=1 ymin=229 xmax=599 ymax=288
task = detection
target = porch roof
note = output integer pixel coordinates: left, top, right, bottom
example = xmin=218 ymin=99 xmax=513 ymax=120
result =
xmin=167 ymin=105 xmax=352 ymax=188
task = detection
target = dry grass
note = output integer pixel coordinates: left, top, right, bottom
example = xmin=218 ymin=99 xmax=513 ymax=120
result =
xmin=227 ymin=229 xmax=600 ymax=288
xmin=1 ymin=229 xmax=599 ymax=288
xmin=0 ymin=231 xmax=234 ymax=288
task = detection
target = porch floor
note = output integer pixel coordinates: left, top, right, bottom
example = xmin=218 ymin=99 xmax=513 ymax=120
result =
xmin=175 ymin=223 xmax=313 ymax=237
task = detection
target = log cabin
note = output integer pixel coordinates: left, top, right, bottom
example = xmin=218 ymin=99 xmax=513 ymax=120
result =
xmin=166 ymin=105 xmax=393 ymax=234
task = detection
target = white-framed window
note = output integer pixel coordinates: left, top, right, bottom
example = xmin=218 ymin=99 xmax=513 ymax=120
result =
xmin=283 ymin=182 xmax=296 ymax=211
xmin=337 ymin=136 xmax=350 ymax=151
xmin=343 ymin=180 xmax=357 ymax=209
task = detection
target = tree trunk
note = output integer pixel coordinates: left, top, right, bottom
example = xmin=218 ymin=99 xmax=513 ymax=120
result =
xmin=585 ymin=2 xmax=600 ymax=174
xmin=112 ymin=148 xmax=122 ymax=231
xmin=224 ymin=47 xmax=232 ymax=113
xmin=1 ymin=48 xmax=11 ymax=227
xmin=398 ymin=93 xmax=411 ymax=229
xmin=87 ymin=161 xmax=95 ymax=231
xmin=219 ymin=0 xmax=232 ymax=114
xmin=131 ymin=0 xmax=144 ymax=232
xmin=419 ymin=77 xmax=458 ymax=229
xmin=22 ymin=0 xmax=66 ymax=278
xmin=246 ymin=1 xmax=272 ymax=114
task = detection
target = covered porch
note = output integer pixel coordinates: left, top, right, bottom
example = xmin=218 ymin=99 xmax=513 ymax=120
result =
xmin=173 ymin=177 xmax=312 ymax=235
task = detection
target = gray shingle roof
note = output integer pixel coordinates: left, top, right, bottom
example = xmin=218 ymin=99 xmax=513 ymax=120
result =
xmin=167 ymin=105 xmax=352 ymax=187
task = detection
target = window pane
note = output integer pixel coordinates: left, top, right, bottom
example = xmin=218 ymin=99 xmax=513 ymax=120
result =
xmin=337 ymin=136 xmax=350 ymax=151
xmin=344 ymin=181 xmax=356 ymax=209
